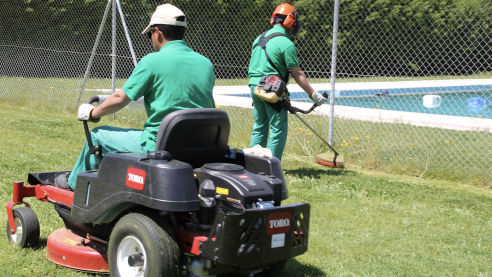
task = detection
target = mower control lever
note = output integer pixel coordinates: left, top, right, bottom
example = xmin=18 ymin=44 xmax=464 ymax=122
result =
xmin=85 ymin=95 xmax=109 ymax=105
xmin=86 ymin=96 xmax=100 ymax=105
xmin=83 ymin=95 xmax=107 ymax=163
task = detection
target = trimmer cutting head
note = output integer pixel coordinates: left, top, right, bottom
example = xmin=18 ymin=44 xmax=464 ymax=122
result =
xmin=315 ymin=151 xmax=344 ymax=168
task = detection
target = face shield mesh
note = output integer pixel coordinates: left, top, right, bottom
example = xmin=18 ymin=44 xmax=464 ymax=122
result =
xmin=290 ymin=11 xmax=300 ymax=41
xmin=291 ymin=19 xmax=301 ymax=40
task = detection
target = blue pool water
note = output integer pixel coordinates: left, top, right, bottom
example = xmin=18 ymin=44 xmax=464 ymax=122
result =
xmin=330 ymin=91 xmax=490 ymax=119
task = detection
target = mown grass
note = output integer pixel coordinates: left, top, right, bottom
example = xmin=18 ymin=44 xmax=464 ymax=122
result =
xmin=0 ymin=102 xmax=491 ymax=276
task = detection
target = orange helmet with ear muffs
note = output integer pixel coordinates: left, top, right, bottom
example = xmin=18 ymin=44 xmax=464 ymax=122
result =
xmin=270 ymin=3 xmax=298 ymax=29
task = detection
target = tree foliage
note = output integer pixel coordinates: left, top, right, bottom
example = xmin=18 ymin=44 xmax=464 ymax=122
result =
xmin=0 ymin=0 xmax=490 ymax=78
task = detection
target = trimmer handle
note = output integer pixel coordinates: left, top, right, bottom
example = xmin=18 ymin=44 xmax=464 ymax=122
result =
xmin=286 ymin=92 xmax=328 ymax=114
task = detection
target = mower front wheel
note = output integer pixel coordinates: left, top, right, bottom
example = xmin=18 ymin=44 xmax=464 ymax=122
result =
xmin=108 ymin=213 xmax=180 ymax=277
xmin=6 ymin=207 xmax=40 ymax=248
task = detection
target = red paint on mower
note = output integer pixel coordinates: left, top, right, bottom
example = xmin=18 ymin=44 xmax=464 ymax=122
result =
xmin=46 ymin=228 xmax=109 ymax=273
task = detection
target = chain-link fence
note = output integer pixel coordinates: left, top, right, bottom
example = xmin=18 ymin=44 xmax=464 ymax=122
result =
xmin=0 ymin=0 xmax=490 ymax=185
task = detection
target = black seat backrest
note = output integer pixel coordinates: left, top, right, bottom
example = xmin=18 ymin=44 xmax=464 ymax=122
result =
xmin=155 ymin=108 xmax=230 ymax=168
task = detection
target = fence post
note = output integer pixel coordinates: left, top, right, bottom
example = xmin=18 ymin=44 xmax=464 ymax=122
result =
xmin=116 ymin=0 xmax=138 ymax=67
xmin=111 ymin=0 xmax=117 ymax=94
xmin=74 ymin=0 xmax=112 ymax=109
xmin=329 ymin=0 xmax=340 ymax=145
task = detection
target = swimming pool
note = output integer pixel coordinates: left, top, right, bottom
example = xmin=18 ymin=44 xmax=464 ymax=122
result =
xmin=321 ymin=90 xmax=491 ymax=119
xmin=231 ymin=84 xmax=491 ymax=119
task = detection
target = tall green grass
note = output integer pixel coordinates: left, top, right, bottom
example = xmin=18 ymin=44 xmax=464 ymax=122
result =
xmin=0 ymin=102 xmax=491 ymax=276
xmin=0 ymin=76 xmax=490 ymax=187
xmin=221 ymin=106 xmax=491 ymax=187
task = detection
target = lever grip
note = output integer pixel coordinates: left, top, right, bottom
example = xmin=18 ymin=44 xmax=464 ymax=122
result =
xmin=85 ymin=95 xmax=109 ymax=104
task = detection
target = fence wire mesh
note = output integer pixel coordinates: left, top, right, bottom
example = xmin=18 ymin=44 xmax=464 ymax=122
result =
xmin=0 ymin=0 xmax=490 ymax=185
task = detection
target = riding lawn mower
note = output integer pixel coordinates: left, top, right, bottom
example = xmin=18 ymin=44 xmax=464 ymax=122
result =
xmin=5 ymin=96 xmax=311 ymax=276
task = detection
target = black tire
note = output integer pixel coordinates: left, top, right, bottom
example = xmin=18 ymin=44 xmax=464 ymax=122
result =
xmin=108 ymin=213 xmax=180 ymax=277
xmin=6 ymin=207 xmax=40 ymax=248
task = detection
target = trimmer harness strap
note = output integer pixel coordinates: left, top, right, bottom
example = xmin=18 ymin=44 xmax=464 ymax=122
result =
xmin=253 ymin=31 xmax=290 ymax=83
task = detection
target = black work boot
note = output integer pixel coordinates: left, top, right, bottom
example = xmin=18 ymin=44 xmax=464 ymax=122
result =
xmin=54 ymin=173 xmax=71 ymax=190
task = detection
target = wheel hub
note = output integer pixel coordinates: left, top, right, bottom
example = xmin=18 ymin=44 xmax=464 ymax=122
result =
xmin=10 ymin=218 xmax=23 ymax=244
xmin=117 ymin=235 xmax=147 ymax=277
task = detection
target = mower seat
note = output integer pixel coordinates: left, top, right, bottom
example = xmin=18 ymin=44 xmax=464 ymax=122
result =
xmin=155 ymin=108 xmax=230 ymax=168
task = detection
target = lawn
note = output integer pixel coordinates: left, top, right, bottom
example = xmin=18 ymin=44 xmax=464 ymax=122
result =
xmin=1 ymin=75 xmax=490 ymax=186
xmin=0 ymin=102 xmax=491 ymax=276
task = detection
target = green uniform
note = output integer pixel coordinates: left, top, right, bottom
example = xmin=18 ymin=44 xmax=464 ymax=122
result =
xmin=124 ymin=40 xmax=215 ymax=151
xmin=68 ymin=40 xmax=215 ymax=189
xmin=248 ymin=25 xmax=300 ymax=160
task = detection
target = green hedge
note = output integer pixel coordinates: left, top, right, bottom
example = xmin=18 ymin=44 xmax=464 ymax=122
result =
xmin=0 ymin=0 xmax=490 ymax=77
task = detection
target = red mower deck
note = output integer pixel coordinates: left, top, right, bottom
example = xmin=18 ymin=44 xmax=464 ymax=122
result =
xmin=46 ymin=228 xmax=109 ymax=273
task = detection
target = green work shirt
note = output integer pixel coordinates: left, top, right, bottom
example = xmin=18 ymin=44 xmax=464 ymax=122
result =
xmin=123 ymin=40 xmax=215 ymax=151
xmin=248 ymin=25 xmax=300 ymax=86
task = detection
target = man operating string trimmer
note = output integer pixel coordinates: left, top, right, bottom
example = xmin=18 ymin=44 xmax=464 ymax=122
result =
xmin=248 ymin=3 xmax=327 ymax=160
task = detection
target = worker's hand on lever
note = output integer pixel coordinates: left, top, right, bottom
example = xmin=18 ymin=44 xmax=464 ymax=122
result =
xmin=311 ymin=90 xmax=327 ymax=106
xmin=78 ymin=104 xmax=100 ymax=123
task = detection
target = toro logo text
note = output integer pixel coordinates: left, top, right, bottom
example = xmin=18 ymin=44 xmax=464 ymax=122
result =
xmin=267 ymin=211 xmax=292 ymax=235
xmin=125 ymin=167 xmax=146 ymax=190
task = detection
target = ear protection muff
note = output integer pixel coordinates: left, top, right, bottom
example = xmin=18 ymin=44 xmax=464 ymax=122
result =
xmin=282 ymin=10 xmax=297 ymax=29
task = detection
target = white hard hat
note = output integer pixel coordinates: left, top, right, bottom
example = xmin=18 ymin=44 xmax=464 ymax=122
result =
xmin=141 ymin=4 xmax=187 ymax=34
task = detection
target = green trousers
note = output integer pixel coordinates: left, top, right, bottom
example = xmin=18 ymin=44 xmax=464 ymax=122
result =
xmin=67 ymin=126 xmax=146 ymax=189
xmin=249 ymin=85 xmax=288 ymax=160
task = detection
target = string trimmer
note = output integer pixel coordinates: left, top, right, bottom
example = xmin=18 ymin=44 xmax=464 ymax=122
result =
xmin=283 ymin=93 xmax=344 ymax=168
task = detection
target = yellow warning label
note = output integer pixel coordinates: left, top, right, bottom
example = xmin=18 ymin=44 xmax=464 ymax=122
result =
xmin=64 ymin=238 xmax=80 ymax=246
xmin=216 ymin=187 xmax=229 ymax=195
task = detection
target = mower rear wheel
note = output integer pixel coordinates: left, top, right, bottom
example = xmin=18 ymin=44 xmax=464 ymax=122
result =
xmin=108 ymin=213 xmax=180 ymax=277
xmin=6 ymin=207 xmax=40 ymax=248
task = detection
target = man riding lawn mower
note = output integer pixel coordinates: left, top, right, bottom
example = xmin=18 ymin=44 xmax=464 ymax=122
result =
xmin=6 ymin=97 xmax=311 ymax=276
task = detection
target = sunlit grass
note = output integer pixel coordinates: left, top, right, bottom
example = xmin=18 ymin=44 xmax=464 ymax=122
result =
xmin=0 ymin=102 xmax=491 ymax=276
xmin=0 ymin=75 xmax=490 ymax=186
